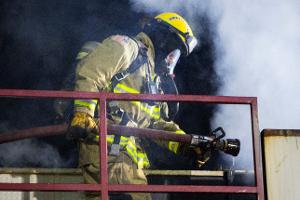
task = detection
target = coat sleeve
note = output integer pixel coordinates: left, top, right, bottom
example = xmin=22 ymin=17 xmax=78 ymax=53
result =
xmin=74 ymin=36 xmax=138 ymax=116
xmin=150 ymin=103 xmax=186 ymax=154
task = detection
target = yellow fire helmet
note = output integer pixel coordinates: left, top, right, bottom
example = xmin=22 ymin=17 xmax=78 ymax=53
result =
xmin=155 ymin=12 xmax=198 ymax=56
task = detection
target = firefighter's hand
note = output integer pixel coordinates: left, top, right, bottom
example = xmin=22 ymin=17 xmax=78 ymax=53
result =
xmin=67 ymin=112 xmax=97 ymax=140
xmin=193 ymin=147 xmax=211 ymax=169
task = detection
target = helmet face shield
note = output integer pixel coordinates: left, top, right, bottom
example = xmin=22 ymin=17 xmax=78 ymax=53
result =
xmin=186 ymin=35 xmax=198 ymax=55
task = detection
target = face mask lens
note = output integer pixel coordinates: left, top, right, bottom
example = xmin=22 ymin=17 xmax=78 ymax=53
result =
xmin=165 ymin=49 xmax=181 ymax=75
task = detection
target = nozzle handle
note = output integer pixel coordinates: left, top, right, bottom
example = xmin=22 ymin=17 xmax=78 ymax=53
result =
xmin=210 ymin=127 xmax=226 ymax=139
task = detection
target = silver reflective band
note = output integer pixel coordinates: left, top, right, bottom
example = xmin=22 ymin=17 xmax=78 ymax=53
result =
xmin=187 ymin=36 xmax=198 ymax=55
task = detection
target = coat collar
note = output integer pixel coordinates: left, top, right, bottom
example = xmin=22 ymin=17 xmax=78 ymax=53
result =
xmin=135 ymin=32 xmax=155 ymax=69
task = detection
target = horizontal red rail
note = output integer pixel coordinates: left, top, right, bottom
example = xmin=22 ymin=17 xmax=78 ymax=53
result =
xmin=0 ymin=183 xmax=257 ymax=194
xmin=0 ymin=89 xmax=255 ymax=104
xmin=109 ymin=184 xmax=257 ymax=194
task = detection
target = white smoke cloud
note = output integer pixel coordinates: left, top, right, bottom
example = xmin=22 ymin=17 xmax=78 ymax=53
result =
xmin=211 ymin=0 xmax=300 ymax=169
xmin=0 ymin=122 xmax=73 ymax=168
xmin=213 ymin=0 xmax=300 ymax=128
xmin=130 ymin=0 xmax=213 ymax=14
xmin=130 ymin=0 xmax=218 ymax=36
xmin=129 ymin=0 xmax=300 ymax=169
xmin=0 ymin=138 xmax=69 ymax=167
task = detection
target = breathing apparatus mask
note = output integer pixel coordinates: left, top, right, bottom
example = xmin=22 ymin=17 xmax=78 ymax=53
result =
xmin=142 ymin=46 xmax=181 ymax=121
xmin=155 ymin=49 xmax=181 ymax=77
xmin=164 ymin=49 xmax=181 ymax=76
xmin=156 ymin=48 xmax=181 ymax=121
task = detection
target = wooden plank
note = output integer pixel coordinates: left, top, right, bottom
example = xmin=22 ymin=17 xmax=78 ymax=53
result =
xmin=263 ymin=129 xmax=300 ymax=137
xmin=0 ymin=170 xmax=84 ymax=200
xmin=0 ymin=168 xmax=224 ymax=177
xmin=0 ymin=168 xmax=82 ymax=175
xmin=144 ymin=170 xmax=224 ymax=177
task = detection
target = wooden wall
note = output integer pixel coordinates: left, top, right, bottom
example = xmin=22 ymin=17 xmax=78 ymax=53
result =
xmin=262 ymin=129 xmax=300 ymax=200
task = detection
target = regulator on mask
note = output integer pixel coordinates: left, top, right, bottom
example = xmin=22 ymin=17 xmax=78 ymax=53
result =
xmin=142 ymin=49 xmax=181 ymax=121
xmin=164 ymin=49 xmax=181 ymax=76
xmin=157 ymin=49 xmax=181 ymax=120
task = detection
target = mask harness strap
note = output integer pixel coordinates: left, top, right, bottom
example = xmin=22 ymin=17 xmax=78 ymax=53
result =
xmin=158 ymin=49 xmax=181 ymax=121
xmin=110 ymin=39 xmax=148 ymax=89
xmin=109 ymin=39 xmax=148 ymax=156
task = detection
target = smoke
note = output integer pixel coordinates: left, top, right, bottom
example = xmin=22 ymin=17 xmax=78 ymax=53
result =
xmin=213 ymin=0 xmax=300 ymax=128
xmin=0 ymin=0 xmax=140 ymax=168
xmin=129 ymin=0 xmax=300 ymax=169
xmin=0 ymin=0 xmax=298 ymax=170
xmin=0 ymin=139 xmax=70 ymax=168
xmin=212 ymin=0 xmax=300 ymax=169
xmin=0 ymin=121 xmax=75 ymax=168
xmin=130 ymin=0 xmax=217 ymax=36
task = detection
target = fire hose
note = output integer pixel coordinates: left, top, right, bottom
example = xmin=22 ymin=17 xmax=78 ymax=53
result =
xmin=0 ymin=124 xmax=240 ymax=156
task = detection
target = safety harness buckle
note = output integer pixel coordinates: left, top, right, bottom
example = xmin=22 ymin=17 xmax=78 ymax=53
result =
xmin=113 ymin=71 xmax=129 ymax=82
xmin=110 ymin=143 xmax=121 ymax=156
xmin=108 ymin=107 xmax=136 ymax=156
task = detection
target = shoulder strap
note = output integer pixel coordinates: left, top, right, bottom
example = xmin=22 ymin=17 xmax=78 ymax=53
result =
xmin=110 ymin=38 xmax=148 ymax=89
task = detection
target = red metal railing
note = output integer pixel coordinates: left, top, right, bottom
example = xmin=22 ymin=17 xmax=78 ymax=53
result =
xmin=0 ymin=89 xmax=265 ymax=200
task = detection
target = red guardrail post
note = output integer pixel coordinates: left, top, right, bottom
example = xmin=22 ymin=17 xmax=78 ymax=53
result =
xmin=251 ymin=98 xmax=265 ymax=200
xmin=99 ymin=97 xmax=108 ymax=200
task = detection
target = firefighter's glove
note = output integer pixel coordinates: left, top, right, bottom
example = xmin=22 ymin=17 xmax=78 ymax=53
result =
xmin=193 ymin=147 xmax=211 ymax=169
xmin=189 ymin=134 xmax=212 ymax=168
xmin=67 ymin=112 xmax=97 ymax=140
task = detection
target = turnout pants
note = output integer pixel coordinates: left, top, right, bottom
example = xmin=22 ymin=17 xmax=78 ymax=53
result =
xmin=79 ymin=140 xmax=151 ymax=200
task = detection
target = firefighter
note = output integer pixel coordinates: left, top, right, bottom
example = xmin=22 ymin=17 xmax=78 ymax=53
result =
xmin=68 ymin=12 xmax=198 ymax=200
